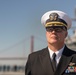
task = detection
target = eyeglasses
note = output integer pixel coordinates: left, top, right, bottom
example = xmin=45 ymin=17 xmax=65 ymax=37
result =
xmin=46 ymin=27 xmax=67 ymax=33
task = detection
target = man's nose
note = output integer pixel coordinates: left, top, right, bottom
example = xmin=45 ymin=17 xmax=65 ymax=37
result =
xmin=51 ymin=30 xmax=56 ymax=33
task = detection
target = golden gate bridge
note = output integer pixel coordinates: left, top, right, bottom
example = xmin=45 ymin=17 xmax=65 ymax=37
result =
xmin=0 ymin=35 xmax=47 ymax=60
xmin=0 ymin=35 xmax=47 ymax=75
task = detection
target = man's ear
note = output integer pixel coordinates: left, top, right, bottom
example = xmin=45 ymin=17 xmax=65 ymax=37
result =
xmin=65 ymin=31 xmax=68 ymax=38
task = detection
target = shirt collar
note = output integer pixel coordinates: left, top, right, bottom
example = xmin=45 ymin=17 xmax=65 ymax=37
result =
xmin=48 ymin=45 xmax=65 ymax=59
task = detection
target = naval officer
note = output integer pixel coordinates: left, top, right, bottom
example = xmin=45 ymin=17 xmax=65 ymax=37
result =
xmin=25 ymin=10 xmax=76 ymax=75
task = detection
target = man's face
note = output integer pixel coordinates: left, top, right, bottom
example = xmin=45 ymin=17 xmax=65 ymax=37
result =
xmin=46 ymin=26 xmax=68 ymax=45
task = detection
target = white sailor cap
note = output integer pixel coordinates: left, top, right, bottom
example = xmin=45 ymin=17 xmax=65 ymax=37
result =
xmin=41 ymin=10 xmax=72 ymax=30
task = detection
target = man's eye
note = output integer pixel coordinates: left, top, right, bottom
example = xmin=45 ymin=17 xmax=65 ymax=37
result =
xmin=56 ymin=28 xmax=61 ymax=30
xmin=55 ymin=28 xmax=62 ymax=32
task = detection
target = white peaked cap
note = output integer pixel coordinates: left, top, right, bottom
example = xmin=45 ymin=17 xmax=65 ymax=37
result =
xmin=41 ymin=10 xmax=72 ymax=30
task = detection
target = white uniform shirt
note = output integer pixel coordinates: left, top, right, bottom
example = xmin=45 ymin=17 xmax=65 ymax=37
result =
xmin=48 ymin=45 xmax=65 ymax=66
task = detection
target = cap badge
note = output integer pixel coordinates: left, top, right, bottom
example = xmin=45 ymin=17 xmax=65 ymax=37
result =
xmin=49 ymin=13 xmax=59 ymax=21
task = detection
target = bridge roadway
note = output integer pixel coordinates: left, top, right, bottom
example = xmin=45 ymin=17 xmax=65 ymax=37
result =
xmin=0 ymin=57 xmax=27 ymax=60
